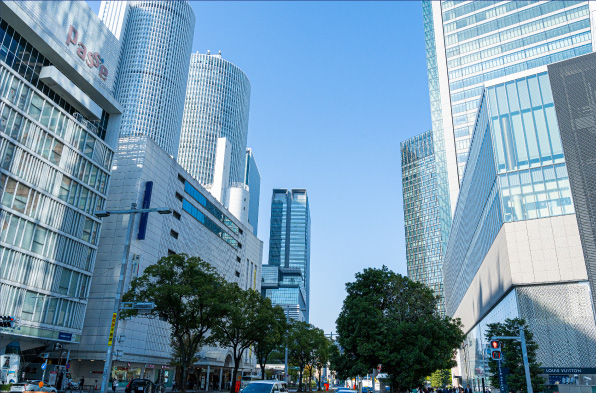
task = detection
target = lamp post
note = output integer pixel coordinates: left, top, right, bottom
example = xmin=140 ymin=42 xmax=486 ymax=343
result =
xmin=96 ymin=203 xmax=172 ymax=393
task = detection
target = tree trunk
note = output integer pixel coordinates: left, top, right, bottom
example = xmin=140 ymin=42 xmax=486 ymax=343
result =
xmin=230 ymin=354 xmax=243 ymax=393
xmin=180 ymin=365 xmax=187 ymax=393
xmin=298 ymin=368 xmax=304 ymax=392
xmin=317 ymin=369 xmax=321 ymax=391
xmin=259 ymin=361 xmax=266 ymax=380
xmin=308 ymin=370 xmax=313 ymax=392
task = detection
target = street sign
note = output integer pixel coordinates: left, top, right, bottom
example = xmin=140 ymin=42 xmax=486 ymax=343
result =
xmin=41 ymin=363 xmax=47 ymax=370
xmin=66 ymin=364 xmax=70 ymax=369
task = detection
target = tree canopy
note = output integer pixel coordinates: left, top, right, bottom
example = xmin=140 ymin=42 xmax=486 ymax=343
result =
xmin=121 ymin=254 xmax=226 ymax=393
xmin=334 ymin=266 xmax=465 ymax=393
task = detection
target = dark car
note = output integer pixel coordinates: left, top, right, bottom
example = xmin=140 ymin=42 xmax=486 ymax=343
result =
xmin=125 ymin=379 xmax=155 ymax=393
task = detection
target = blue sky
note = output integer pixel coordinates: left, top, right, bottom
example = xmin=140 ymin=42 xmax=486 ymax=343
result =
xmin=87 ymin=1 xmax=430 ymax=334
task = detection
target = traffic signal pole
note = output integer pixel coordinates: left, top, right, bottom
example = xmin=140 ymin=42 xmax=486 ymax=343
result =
xmin=490 ymin=327 xmax=533 ymax=393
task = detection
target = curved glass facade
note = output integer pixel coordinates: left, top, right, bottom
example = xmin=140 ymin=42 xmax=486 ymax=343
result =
xmin=112 ymin=1 xmax=195 ymax=158
xmin=178 ymin=52 xmax=251 ymax=187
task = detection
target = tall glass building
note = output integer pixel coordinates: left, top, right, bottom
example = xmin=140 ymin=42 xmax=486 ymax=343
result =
xmin=261 ymin=189 xmax=310 ymax=322
xmin=178 ymin=52 xmax=251 ymax=189
xmin=444 ymin=69 xmax=596 ymax=388
xmin=426 ymin=1 xmax=593 ymax=214
xmin=0 ymin=0 xmax=122 ymax=350
xmin=99 ymin=0 xmax=195 ymax=158
xmin=401 ymin=130 xmax=446 ymax=315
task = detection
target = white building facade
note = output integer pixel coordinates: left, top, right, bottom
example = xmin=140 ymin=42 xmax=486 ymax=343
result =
xmin=99 ymin=1 xmax=195 ymax=158
xmin=72 ymin=136 xmax=263 ymax=387
xmin=0 ymin=0 xmax=123 ymax=376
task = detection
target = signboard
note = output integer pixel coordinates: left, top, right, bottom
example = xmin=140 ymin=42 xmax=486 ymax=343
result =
xmin=497 ymin=361 xmax=509 ymax=393
xmin=59 ymin=332 xmax=72 ymax=341
xmin=41 ymin=363 xmax=47 ymax=370
xmin=65 ymin=26 xmax=109 ymax=81
xmin=541 ymin=368 xmax=596 ymax=374
xmin=108 ymin=313 xmax=117 ymax=346
xmin=49 ymin=371 xmax=57 ymax=385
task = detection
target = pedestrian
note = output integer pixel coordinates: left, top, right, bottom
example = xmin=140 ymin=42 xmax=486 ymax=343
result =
xmin=112 ymin=379 xmax=118 ymax=393
xmin=79 ymin=377 xmax=85 ymax=392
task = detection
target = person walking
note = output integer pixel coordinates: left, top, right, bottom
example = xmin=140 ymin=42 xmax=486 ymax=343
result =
xmin=79 ymin=377 xmax=85 ymax=393
xmin=112 ymin=379 xmax=118 ymax=393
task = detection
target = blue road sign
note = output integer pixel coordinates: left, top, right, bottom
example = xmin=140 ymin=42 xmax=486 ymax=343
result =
xmin=41 ymin=363 xmax=47 ymax=370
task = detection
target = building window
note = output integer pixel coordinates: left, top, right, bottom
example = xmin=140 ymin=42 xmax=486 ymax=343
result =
xmin=175 ymin=192 xmax=183 ymax=202
xmin=167 ymin=249 xmax=176 ymax=255
xmin=173 ymin=210 xmax=181 ymax=220
xmin=177 ymin=174 xmax=186 ymax=184
xmin=170 ymin=230 xmax=179 ymax=239
xmin=236 ymin=256 xmax=241 ymax=263
xmin=235 ymin=271 xmax=240 ymax=278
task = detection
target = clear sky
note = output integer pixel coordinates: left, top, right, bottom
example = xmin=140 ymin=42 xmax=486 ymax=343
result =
xmin=87 ymin=1 xmax=431 ymax=334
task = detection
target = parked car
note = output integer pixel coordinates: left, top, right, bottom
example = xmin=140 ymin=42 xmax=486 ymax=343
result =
xmin=125 ymin=379 xmax=155 ymax=393
xmin=242 ymin=381 xmax=289 ymax=393
xmin=67 ymin=381 xmax=80 ymax=390
xmin=10 ymin=381 xmax=57 ymax=393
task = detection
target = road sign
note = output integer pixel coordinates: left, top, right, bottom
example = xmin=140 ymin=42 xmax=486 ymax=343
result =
xmin=66 ymin=364 xmax=70 ymax=369
xmin=41 ymin=363 xmax=47 ymax=370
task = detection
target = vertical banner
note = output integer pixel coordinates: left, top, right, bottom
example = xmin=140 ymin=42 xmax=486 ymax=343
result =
xmin=108 ymin=313 xmax=117 ymax=346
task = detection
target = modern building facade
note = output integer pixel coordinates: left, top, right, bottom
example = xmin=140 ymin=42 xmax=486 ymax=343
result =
xmin=244 ymin=148 xmax=260 ymax=235
xmin=99 ymin=0 xmax=195 ymax=158
xmin=178 ymin=51 xmax=251 ymax=191
xmin=261 ymin=189 xmax=310 ymax=322
xmin=0 ymin=0 xmax=122 ymax=371
xmin=72 ymin=136 xmax=263 ymax=387
xmin=443 ymin=69 xmax=596 ymax=389
xmin=548 ymin=51 xmax=596 ymax=321
xmin=400 ymin=130 xmax=446 ymax=315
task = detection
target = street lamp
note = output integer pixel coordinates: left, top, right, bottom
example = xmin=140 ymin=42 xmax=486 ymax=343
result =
xmin=96 ymin=202 xmax=172 ymax=393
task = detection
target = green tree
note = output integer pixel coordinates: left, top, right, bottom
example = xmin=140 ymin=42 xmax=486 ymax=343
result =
xmin=211 ymin=284 xmax=272 ymax=393
xmin=305 ymin=327 xmax=327 ymax=391
xmin=121 ymin=254 xmax=226 ymax=393
xmin=335 ymin=266 xmax=465 ymax=393
xmin=485 ymin=318 xmax=544 ymax=393
xmin=288 ymin=321 xmax=318 ymax=391
xmin=430 ymin=369 xmax=451 ymax=388
xmin=253 ymin=304 xmax=288 ymax=380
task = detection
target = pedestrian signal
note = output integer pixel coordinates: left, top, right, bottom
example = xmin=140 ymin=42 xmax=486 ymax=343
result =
xmin=489 ymin=340 xmax=501 ymax=360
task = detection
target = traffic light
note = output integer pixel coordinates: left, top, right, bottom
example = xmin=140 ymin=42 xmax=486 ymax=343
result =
xmin=490 ymin=340 xmax=501 ymax=360
xmin=0 ymin=316 xmax=15 ymax=328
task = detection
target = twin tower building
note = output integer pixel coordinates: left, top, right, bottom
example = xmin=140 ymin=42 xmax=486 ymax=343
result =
xmin=100 ymin=0 xmax=260 ymax=232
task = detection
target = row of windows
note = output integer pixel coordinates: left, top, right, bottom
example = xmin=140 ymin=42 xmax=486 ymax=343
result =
xmin=448 ymin=17 xmax=589 ymax=69
xmin=445 ymin=1 xmax=582 ymax=46
xmin=0 ymin=247 xmax=90 ymax=300
xmin=449 ymin=31 xmax=590 ymax=81
xmin=0 ymin=19 xmax=109 ymax=139
xmin=183 ymin=181 xmax=239 ymax=235
xmin=1 ymin=282 xmax=86 ymax=329
xmin=1 ymin=142 xmax=105 ymax=217
xmin=449 ymin=44 xmax=591 ymax=93
xmin=444 ymin=1 xmax=535 ymax=33
xmin=182 ymin=199 xmax=240 ymax=250
xmin=0 ymin=210 xmax=95 ymax=272
xmin=1 ymin=174 xmax=99 ymax=244
xmin=442 ymin=1 xmax=507 ymax=22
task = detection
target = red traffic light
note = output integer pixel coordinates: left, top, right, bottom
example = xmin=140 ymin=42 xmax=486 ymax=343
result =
xmin=491 ymin=351 xmax=501 ymax=360
xmin=490 ymin=340 xmax=500 ymax=349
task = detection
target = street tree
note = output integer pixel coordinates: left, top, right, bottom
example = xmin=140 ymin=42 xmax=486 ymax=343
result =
xmin=288 ymin=321 xmax=318 ymax=391
xmin=211 ymin=284 xmax=273 ymax=393
xmin=335 ymin=266 xmax=465 ymax=393
xmin=253 ymin=303 xmax=288 ymax=380
xmin=305 ymin=327 xmax=327 ymax=391
xmin=430 ymin=369 xmax=451 ymax=388
xmin=314 ymin=336 xmax=331 ymax=390
xmin=121 ymin=254 xmax=226 ymax=393
xmin=485 ymin=318 xmax=544 ymax=393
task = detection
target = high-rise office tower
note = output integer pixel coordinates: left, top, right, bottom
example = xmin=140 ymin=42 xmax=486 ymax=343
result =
xmin=261 ymin=189 xmax=310 ymax=322
xmin=402 ymin=0 xmax=594 ymax=310
xmin=0 ymin=0 xmax=122 ymax=353
xmin=244 ymin=148 xmax=260 ymax=235
xmin=179 ymin=51 xmax=251 ymax=192
xmin=401 ymin=130 xmax=447 ymax=315
xmin=426 ymin=1 xmax=593 ymax=214
xmin=99 ymin=1 xmax=195 ymax=158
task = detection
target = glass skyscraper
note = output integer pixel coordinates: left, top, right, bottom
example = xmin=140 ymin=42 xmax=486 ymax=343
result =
xmin=403 ymin=0 xmax=594 ymax=316
xmin=99 ymin=0 xmax=195 ymax=158
xmin=401 ymin=130 xmax=446 ymax=315
xmin=178 ymin=52 xmax=251 ymax=188
xmin=261 ymin=189 xmax=310 ymax=322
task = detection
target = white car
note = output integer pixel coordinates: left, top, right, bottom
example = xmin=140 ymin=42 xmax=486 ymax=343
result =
xmin=242 ymin=381 xmax=289 ymax=393
xmin=10 ymin=381 xmax=58 ymax=393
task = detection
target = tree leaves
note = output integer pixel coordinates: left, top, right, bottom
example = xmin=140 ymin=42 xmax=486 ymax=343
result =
xmin=335 ymin=266 xmax=465 ymax=393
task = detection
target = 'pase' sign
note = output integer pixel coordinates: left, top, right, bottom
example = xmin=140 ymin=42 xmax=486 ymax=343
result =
xmin=66 ymin=25 xmax=108 ymax=81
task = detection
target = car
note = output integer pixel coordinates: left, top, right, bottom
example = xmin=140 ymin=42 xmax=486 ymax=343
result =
xmin=125 ymin=379 xmax=156 ymax=393
xmin=242 ymin=381 xmax=289 ymax=393
xmin=10 ymin=381 xmax=57 ymax=393
xmin=67 ymin=382 xmax=79 ymax=390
